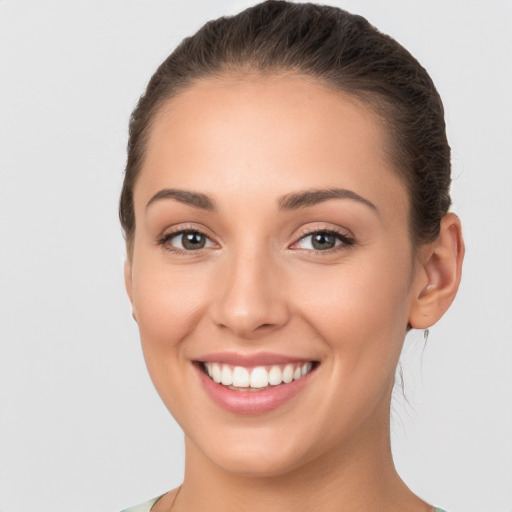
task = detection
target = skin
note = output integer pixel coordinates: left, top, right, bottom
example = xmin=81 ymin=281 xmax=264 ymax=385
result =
xmin=124 ymin=74 xmax=464 ymax=512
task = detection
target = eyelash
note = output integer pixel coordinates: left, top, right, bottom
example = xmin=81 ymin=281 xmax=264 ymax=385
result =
xmin=157 ymin=227 xmax=355 ymax=255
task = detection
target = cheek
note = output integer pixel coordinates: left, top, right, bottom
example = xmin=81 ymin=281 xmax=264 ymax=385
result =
xmin=130 ymin=260 xmax=214 ymax=420
xmin=293 ymin=248 xmax=413 ymax=363
xmin=284 ymin=250 xmax=414 ymax=441
xmin=131 ymin=259 xmax=211 ymax=356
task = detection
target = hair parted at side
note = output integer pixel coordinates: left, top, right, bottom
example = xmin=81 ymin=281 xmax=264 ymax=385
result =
xmin=120 ymin=0 xmax=451 ymax=256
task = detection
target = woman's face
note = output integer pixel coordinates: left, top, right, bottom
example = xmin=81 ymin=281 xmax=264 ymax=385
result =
xmin=126 ymin=74 xmax=424 ymax=476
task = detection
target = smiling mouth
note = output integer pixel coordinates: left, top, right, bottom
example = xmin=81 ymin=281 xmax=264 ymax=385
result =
xmin=198 ymin=361 xmax=319 ymax=391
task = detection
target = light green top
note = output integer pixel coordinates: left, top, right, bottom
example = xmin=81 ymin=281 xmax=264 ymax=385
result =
xmin=121 ymin=496 xmax=162 ymax=511
xmin=121 ymin=496 xmax=448 ymax=512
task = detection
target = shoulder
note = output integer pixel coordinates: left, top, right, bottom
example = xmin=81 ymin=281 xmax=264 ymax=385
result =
xmin=120 ymin=496 xmax=162 ymax=512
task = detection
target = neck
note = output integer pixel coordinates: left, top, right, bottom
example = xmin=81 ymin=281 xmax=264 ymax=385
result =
xmin=172 ymin=396 xmax=430 ymax=512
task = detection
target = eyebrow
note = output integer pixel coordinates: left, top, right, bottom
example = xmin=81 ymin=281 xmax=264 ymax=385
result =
xmin=277 ymin=188 xmax=378 ymax=213
xmin=145 ymin=187 xmax=377 ymax=214
xmin=146 ymin=188 xmax=217 ymax=211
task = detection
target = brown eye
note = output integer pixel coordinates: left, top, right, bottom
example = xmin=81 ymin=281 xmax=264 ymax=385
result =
xmin=293 ymin=230 xmax=354 ymax=252
xmin=162 ymin=230 xmax=215 ymax=252
xmin=311 ymin=232 xmax=336 ymax=250
xmin=181 ymin=232 xmax=206 ymax=250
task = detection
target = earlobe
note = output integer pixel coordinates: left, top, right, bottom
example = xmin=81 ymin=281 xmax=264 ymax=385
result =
xmin=124 ymin=260 xmax=138 ymax=322
xmin=409 ymin=213 xmax=465 ymax=329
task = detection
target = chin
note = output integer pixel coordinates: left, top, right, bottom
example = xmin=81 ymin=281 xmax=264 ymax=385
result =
xmin=190 ymin=427 xmax=317 ymax=478
xmin=211 ymin=449 xmax=307 ymax=478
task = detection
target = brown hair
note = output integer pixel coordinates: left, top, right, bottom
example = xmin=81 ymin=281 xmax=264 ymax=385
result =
xmin=119 ymin=0 xmax=451 ymax=255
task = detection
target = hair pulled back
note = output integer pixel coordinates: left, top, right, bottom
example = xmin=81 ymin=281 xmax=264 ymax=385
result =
xmin=120 ymin=0 xmax=451 ymax=254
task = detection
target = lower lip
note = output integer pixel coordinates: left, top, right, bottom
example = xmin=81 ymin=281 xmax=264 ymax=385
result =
xmin=195 ymin=363 xmax=316 ymax=415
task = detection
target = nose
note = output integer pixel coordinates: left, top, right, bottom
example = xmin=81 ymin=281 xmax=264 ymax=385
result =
xmin=210 ymin=248 xmax=290 ymax=340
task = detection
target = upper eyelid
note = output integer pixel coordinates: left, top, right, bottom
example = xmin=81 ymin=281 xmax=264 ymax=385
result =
xmin=159 ymin=223 xmax=217 ymax=241
xmin=293 ymin=225 xmax=353 ymax=240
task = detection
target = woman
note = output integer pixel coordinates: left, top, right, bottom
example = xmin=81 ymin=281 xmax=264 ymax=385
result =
xmin=119 ymin=2 xmax=464 ymax=511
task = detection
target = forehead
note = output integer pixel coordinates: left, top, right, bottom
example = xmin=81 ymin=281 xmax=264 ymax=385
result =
xmin=136 ymin=73 xmax=408 ymax=222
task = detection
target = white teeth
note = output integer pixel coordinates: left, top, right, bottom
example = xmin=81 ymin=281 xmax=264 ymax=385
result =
xmin=301 ymin=362 xmax=311 ymax=376
xmin=212 ymin=363 xmax=221 ymax=383
xmin=282 ymin=364 xmax=294 ymax=383
xmin=221 ymin=365 xmax=233 ymax=386
xmin=203 ymin=361 xmax=315 ymax=389
xmin=232 ymin=366 xmax=250 ymax=387
xmin=250 ymin=366 xmax=269 ymax=388
xmin=268 ymin=365 xmax=283 ymax=385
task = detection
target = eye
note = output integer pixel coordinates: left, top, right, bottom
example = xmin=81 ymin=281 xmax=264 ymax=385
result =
xmin=160 ymin=229 xmax=215 ymax=252
xmin=292 ymin=230 xmax=354 ymax=251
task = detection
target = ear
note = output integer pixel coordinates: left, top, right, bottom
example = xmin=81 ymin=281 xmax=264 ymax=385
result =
xmin=124 ymin=260 xmax=138 ymax=322
xmin=409 ymin=213 xmax=465 ymax=329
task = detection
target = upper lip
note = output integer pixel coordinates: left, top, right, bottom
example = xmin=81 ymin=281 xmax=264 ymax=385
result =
xmin=196 ymin=351 xmax=317 ymax=367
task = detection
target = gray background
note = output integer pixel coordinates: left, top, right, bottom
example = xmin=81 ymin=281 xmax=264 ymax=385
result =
xmin=0 ymin=1 xmax=511 ymax=511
